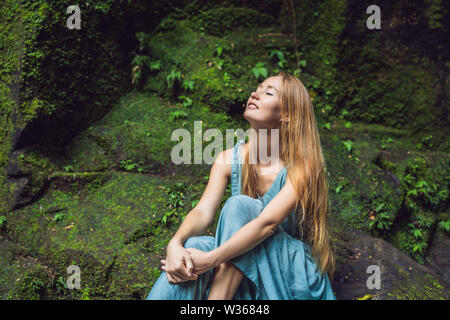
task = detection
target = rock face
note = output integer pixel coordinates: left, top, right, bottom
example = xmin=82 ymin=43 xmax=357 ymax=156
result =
xmin=426 ymin=230 xmax=450 ymax=285
xmin=0 ymin=91 xmax=448 ymax=300
xmin=332 ymin=223 xmax=449 ymax=300
xmin=1 ymin=153 xmax=448 ymax=300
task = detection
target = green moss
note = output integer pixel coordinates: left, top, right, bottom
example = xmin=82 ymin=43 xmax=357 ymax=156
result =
xmin=191 ymin=5 xmax=275 ymax=37
xmin=387 ymin=273 xmax=448 ymax=300
xmin=3 ymin=169 xmax=215 ymax=298
xmin=13 ymin=265 xmax=49 ymax=300
xmin=0 ymin=0 xmax=27 ymax=215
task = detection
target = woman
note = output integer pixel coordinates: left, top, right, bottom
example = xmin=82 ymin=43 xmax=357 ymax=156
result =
xmin=146 ymin=71 xmax=336 ymax=300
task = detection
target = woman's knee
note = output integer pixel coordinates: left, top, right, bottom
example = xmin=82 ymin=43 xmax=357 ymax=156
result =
xmin=220 ymin=194 xmax=262 ymax=223
xmin=183 ymin=236 xmax=215 ymax=252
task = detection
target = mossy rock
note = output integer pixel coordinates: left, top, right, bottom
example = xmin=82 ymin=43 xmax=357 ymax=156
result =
xmin=2 ymin=170 xmax=211 ymax=299
xmin=5 ymin=148 xmax=58 ymax=209
xmin=140 ymin=18 xmax=296 ymax=114
xmin=322 ymin=133 xmax=403 ymax=233
xmin=332 ymin=221 xmax=449 ymax=300
xmin=62 ymin=91 xmax=244 ymax=177
xmin=190 ymin=5 xmax=275 ymax=37
xmin=426 ymin=228 xmax=450 ymax=284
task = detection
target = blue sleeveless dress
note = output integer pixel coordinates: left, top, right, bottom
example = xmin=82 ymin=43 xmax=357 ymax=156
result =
xmin=146 ymin=140 xmax=336 ymax=300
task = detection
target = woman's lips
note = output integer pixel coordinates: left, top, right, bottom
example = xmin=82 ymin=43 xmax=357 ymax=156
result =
xmin=247 ymin=103 xmax=258 ymax=109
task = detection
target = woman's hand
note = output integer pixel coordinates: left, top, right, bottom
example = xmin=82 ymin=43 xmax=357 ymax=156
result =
xmin=185 ymin=248 xmax=215 ymax=276
xmin=161 ymin=242 xmax=198 ymax=284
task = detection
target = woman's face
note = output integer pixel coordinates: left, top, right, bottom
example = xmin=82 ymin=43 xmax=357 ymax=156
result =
xmin=244 ymin=75 xmax=282 ymax=130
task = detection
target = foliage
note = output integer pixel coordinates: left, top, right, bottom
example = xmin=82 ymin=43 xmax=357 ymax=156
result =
xmin=368 ymin=203 xmax=395 ymax=232
xmin=120 ymin=160 xmax=144 ymax=173
xmin=251 ymin=62 xmax=268 ymax=80
xmin=166 ymin=68 xmax=182 ymax=90
xmin=161 ymin=182 xmax=186 ymax=225
xmin=0 ymin=215 xmax=6 ymax=228
xmin=389 ymin=157 xmax=449 ymax=263
xmin=190 ymin=5 xmax=275 ymax=37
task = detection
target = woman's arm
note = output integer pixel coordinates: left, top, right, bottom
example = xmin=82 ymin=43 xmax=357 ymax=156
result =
xmin=163 ymin=148 xmax=232 ymax=282
xmin=187 ymin=176 xmax=299 ymax=274
xmin=168 ymin=149 xmax=231 ymax=246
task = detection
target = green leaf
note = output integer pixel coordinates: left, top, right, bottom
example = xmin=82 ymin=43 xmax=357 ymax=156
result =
xmin=412 ymin=229 xmax=423 ymax=239
xmin=149 ymin=61 xmax=161 ymax=71
xmin=183 ymin=80 xmax=194 ymax=92
xmin=343 ymin=140 xmax=353 ymax=153
xmin=0 ymin=216 xmax=6 ymax=227
xmin=53 ymin=213 xmax=64 ymax=222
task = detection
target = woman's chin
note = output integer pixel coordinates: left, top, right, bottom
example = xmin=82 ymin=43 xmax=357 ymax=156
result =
xmin=243 ymin=110 xmax=258 ymax=120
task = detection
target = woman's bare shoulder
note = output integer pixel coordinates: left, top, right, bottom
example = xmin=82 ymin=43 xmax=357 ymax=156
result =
xmin=213 ymin=146 xmax=234 ymax=178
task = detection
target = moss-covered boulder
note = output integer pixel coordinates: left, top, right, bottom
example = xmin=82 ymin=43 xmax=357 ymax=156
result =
xmin=332 ymin=222 xmax=449 ymax=300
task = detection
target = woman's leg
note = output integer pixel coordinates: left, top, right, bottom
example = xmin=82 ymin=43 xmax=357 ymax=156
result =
xmin=207 ymin=262 xmax=244 ymax=300
xmin=209 ymin=194 xmax=264 ymax=300
xmin=145 ymin=236 xmax=215 ymax=300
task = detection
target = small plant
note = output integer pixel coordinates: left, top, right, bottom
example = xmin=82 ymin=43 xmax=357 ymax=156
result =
xmin=339 ymin=109 xmax=349 ymax=120
xmin=166 ymin=68 xmax=181 ymax=89
xmin=438 ymin=220 xmax=450 ymax=233
xmin=322 ymin=122 xmax=331 ymax=131
xmin=55 ymin=275 xmax=68 ymax=294
xmin=182 ymin=80 xmax=194 ymax=92
xmin=342 ymin=139 xmax=353 ymax=153
xmin=408 ymin=223 xmax=423 ymax=239
xmin=149 ymin=60 xmax=162 ymax=71
xmin=251 ymin=62 xmax=267 ymax=79
xmin=406 ymin=178 xmax=441 ymax=207
xmin=190 ymin=199 xmax=200 ymax=209
xmin=120 ymin=159 xmax=142 ymax=172
xmin=177 ymin=95 xmax=193 ymax=108
xmin=216 ymin=58 xmax=225 ymax=70
xmin=215 ymin=44 xmax=223 ymax=57
xmin=381 ymin=137 xmax=394 ymax=149
xmin=268 ymin=49 xmax=287 ymax=68
xmin=0 ymin=215 xmax=6 ymax=227
xmin=412 ymin=241 xmax=427 ymax=254
xmin=53 ymin=213 xmax=64 ymax=222
xmin=416 ymin=135 xmax=433 ymax=151
xmin=368 ymin=203 xmax=393 ymax=231
xmin=63 ymin=165 xmax=74 ymax=172
xmin=81 ymin=287 xmax=91 ymax=300
xmin=223 ymin=71 xmax=231 ymax=87
xmin=131 ymin=55 xmax=150 ymax=85
xmin=161 ymin=209 xmax=177 ymax=225
xmin=163 ymin=182 xmax=185 ymax=208
xmin=214 ymin=42 xmax=230 ymax=58
xmin=335 ymin=177 xmax=350 ymax=194
xmin=161 ymin=182 xmax=186 ymax=225
xmin=170 ymin=110 xmax=188 ymax=121
xmin=30 ymin=279 xmax=44 ymax=292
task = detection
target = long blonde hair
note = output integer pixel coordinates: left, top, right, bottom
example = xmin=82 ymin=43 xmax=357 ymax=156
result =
xmin=241 ymin=71 xmax=335 ymax=279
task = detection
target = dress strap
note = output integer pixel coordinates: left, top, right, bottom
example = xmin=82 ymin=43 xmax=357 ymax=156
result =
xmin=231 ymin=139 xmax=245 ymax=196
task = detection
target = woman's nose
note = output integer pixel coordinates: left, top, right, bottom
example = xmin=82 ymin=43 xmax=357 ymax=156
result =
xmin=250 ymin=91 xmax=259 ymax=99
